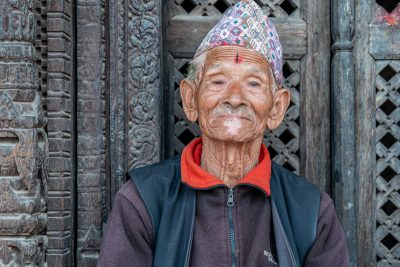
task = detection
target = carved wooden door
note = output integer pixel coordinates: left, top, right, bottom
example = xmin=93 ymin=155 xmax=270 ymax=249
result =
xmin=0 ymin=0 xmax=399 ymax=266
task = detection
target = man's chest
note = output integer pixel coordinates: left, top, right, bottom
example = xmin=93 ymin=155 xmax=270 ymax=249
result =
xmin=189 ymin=186 xmax=278 ymax=267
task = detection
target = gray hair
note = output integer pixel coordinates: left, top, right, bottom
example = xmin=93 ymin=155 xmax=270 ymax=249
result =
xmin=186 ymin=52 xmax=207 ymax=82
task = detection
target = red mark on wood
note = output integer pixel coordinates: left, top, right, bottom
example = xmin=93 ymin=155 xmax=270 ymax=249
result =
xmin=375 ymin=6 xmax=400 ymax=26
xmin=384 ymin=14 xmax=398 ymax=26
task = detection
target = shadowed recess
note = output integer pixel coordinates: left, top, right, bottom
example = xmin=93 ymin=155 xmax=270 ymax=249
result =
xmin=376 ymin=0 xmax=400 ymax=13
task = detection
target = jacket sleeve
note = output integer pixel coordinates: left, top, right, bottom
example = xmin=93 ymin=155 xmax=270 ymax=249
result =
xmin=303 ymin=192 xmax=350 ymax=267
xmin=97 ymin=181 xmax=154 ymax=267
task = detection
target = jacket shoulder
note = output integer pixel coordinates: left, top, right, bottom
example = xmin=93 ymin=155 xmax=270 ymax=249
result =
xmin=271 ymin=161 xmax=320 ymax=193
xmin=127 ymin=156 xmax=181 ymax=191
xmin=126 ymin=156 xmax=183 ymax=235
xmin=270 ymin=161 xmax=321 ymax=266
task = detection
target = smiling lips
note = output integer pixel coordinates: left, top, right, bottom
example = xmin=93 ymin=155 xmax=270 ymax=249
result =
xmin=216 ymin=114 xmax=251 ymax=121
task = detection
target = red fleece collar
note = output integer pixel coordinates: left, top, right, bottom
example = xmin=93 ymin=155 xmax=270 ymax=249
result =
xmin=181 ymin=138 xmax=271 ymax=196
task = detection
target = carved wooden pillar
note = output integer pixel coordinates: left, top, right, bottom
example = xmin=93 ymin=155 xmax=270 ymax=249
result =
xmin=108 ymin=0 xmax=163 ymax=201
xmin=0 ymin=0 xmax=48 ymax=265
xmin=331 ymin=0 xmax=357 ymax=265
xmin=76 ymin=0 xmax=107 ymax=265
xmin=126 ymin=0 xmax=162 ymax=170
xmin=45 ymin=0 xmax=76 ymax=265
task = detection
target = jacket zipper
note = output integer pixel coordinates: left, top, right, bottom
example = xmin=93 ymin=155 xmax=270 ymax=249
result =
xmin=227 ymin=188 xmax=236 ymax=267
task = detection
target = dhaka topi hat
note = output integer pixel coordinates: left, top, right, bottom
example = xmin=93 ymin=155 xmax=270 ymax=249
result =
xmin=194 ymin=0 xmax=283 ymax=86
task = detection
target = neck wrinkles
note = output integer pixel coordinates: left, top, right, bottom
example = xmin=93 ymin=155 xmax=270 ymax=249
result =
xmin=200 ymin=135 xmax=263 ymax=188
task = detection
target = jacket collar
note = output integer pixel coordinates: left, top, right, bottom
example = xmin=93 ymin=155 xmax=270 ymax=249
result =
xmin=181 ymin=137 xmax=272 ymax=196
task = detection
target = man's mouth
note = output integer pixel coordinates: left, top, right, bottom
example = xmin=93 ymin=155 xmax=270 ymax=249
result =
xmin=216 ymin=114 xmax=251 ymax=121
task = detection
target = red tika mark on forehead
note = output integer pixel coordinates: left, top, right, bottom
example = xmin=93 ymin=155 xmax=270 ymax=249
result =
xmin=235 ymin=52 xmax=243 ymax=64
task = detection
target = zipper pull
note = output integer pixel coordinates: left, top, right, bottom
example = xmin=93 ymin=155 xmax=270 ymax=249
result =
xmin=227 ymin=188 xmax=234 ymax=207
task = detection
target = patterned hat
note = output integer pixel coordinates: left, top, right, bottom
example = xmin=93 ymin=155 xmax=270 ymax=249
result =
xmin=194 ymin=0 xmax=283 ymax=86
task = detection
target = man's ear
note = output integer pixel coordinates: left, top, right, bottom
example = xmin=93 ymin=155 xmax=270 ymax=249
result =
xmin=267 ymin=88 xmax=291 ymax=130
xmin=180 ymin=79 xmax=198 ymax=122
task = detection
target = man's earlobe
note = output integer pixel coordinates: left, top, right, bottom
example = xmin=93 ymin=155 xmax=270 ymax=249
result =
xmin=266 ymin=88 xmax=290 ymax=130
xmin=180 ymin=79 xmax=198 ymax=122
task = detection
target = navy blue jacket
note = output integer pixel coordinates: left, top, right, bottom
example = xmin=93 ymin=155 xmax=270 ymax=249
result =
xmin=130 ymin=157 xmax=320 ymax=267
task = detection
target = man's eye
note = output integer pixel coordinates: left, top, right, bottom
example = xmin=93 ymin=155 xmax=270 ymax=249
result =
xmin=248 ymin=81 xmax=261 ymax=87
xmin=212 ymin=80 xmax=225 ymax=85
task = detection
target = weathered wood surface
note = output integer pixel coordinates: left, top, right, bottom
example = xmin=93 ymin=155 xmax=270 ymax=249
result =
xmin=109 ymin=0 xmax=127 ymax=205
xmin=1 ymin=0 xmax=399 ymax=266
xmin=354 ymin=1 xmax=375 ymax=266
xmin=76 ymin=0 xmax=107 ymax=265
xmin=167 ymin=16 xmax=307 ymax=59
xmin=374 ymin=60 xmax=400 ymax=267
xmin=299 ymin=0 xmax=330 ymax=193
xmin=0 ymin=0 xmax=48 ymax=265
xmin=45 ymin=0 xmax=76 ymax=265
xmin=369 ymin=6 xmax=400 ymax=60
xmin=331 ymin=0 xmax=357 ymax=266
xmin=372 ymin=4 xmax=400 ymax=264
xmin=126 ymin=0 xmax=162 ymax=170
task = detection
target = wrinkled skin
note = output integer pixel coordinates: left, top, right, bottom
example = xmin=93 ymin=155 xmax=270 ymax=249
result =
xmin=180 ymin=46 xmax=290 ymax=187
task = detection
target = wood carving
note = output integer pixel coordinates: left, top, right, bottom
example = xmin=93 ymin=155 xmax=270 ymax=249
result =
xmin=127 ymin=0 xmax=162 ymax=169
xmin=0 ymin=0 xmax=48 ymax=266
xmin=76 ymin=0 xmax=107 ymax=265
xmin=109 ymin=0 xmax=127 ymax=203
xmin=44 ymin=0 xmax=75 ymax=264
xmin=375 ymin=60 xmax=400 ymax=266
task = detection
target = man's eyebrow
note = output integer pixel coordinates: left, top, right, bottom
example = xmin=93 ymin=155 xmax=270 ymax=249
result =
xmin=207 ymin=63 xmax=222 ymax=71
xmin=246 ymin=66 xmax=266 ymax=75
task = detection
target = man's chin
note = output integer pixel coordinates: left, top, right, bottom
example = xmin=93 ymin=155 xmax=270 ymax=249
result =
xmin=203 ymin=132 xmax=254 ymax=143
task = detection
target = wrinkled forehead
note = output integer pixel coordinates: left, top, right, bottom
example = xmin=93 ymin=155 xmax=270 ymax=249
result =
xmin=203 ymin=46 xmax=275 ymax=78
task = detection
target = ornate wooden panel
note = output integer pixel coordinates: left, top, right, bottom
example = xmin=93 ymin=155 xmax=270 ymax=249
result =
xmin=164 ymin=0 xmax=330 ymax=186
xmin=1 ymin=0 xmax=399 ymax=266
xmin=170 ymin=0 xmax=300 ymax=18
xmin=0 ymin=0 xmax=48 ymax=265
xmin=126 ymin=0 xmax=162 ymax=171
xmin=375 ymin=60 xmax=400 ymax=266
xmin=352 ymin=1 xmax=400 ymax=266
xmin=108 ymin=0 xmax=163 ymax=200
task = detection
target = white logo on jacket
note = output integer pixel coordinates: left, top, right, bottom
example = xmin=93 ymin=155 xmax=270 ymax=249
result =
xmin=264 ymin=250 xmax=278 ymax=264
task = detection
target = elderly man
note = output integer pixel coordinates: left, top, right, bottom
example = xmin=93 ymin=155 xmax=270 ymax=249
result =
xmin=98 ymin=0 xmax=349 ymax=266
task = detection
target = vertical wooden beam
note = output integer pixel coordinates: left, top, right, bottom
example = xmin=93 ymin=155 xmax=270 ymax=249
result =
xmin=354 ymin=1 xmax=375 ymax=266
xmin=331 ymin=0 xmax=357 ymax=265
xmin=300 ymin=0 xmax=330 ymax=192
xmin=0 ymin=0 xmax=48 ymax=265
xmin=126 ymin=0 xmax=162 ymax=169
xmin=108 ymin=0 xmax=127 ymax=205
xmin=46 ymin=0 xmax=76 ymax=265
xmin=76 ymin=0 xmax=107 ymax=265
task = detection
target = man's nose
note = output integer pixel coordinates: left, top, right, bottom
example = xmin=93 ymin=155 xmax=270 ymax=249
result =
xmin=223 ymin=81 xmax=247 ymax=108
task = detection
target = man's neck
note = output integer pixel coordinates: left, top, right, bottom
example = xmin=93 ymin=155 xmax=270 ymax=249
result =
xmin=201 ymin=135 xmax=263 ymax=188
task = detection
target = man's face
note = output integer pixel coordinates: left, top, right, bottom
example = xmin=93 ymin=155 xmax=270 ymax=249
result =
xmin=192 ymin=46 xmax=278 ymax=143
